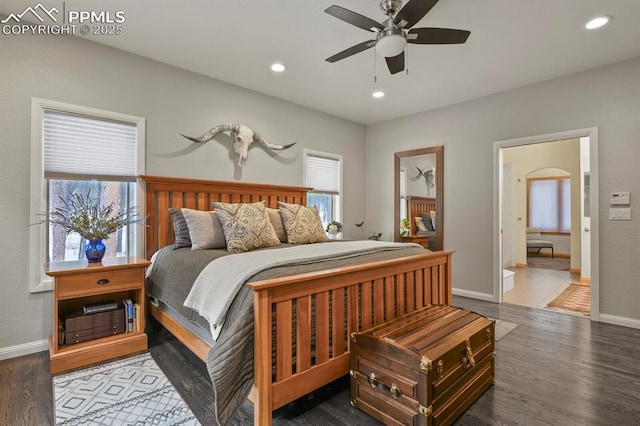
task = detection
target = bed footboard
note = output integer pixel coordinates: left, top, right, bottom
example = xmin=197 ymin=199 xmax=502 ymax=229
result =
xmin=248 ymin=250 xmax=453 ymax=425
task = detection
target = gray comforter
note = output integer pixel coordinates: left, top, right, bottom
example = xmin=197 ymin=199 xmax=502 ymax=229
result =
xmin=147 ymin=242 xmax=426 ymax=424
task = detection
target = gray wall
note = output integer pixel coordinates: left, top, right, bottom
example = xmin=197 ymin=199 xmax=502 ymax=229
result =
xmin=366 ymin=57 xmax=640 ymax=324
xmin=0 ymin=33 xmax=365 ymax=352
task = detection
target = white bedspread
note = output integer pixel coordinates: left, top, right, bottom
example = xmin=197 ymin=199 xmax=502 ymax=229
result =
xmin=183 ymin=240 xmax=418 ymax=340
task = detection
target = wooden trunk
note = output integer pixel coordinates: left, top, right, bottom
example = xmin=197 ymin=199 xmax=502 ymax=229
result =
xmin=350 ymin=305 xmax=495 ymax=426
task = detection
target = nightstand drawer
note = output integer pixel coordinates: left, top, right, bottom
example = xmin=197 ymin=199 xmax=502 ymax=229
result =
xmin=57 ymin=268 xmax=142 ymax=299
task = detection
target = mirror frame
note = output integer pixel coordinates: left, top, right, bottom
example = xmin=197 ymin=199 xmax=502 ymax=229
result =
xmin=394 ymin=146 xmax=444 ymax=250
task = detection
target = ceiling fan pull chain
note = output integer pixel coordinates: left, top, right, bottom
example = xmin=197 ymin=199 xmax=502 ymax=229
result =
xmin=373 ymin=48 xmax=377 ymax=83
xmin=406 ymin=47 xmax=409 ymax=75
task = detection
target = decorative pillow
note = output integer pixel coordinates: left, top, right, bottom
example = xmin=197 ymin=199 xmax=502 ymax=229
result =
xmin=181 ymin=208 xmax=226 ymax=250
xmin=212 ymin=201 xmax=281 ymax=253
xmin=414 ymin=217 xmax=427 ymax=232
xmin=277 ymin=202 xmax=329 ymax=244
xmin=421 ymin=213 xmax=435 ymax=232
xmin=267 ymin=208 xmax=287 ymax=243
xmin=430 ymin=210 xmax=436 ymax=230
xmin=169 ymin=208 xmax=192 ymax=249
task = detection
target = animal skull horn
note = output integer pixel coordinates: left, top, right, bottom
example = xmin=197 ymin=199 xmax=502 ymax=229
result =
xmin=181 ymin=123 xmax=295 ymax=167
xmin=415 ymin=166 xmax=436 ymax=187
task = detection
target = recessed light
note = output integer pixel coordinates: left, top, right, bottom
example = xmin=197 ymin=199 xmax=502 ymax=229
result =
xmin=585 ymin=15 xmax=611 ymax=30
xmin=372 ymin=91 xmax=385 ymax=98
xmin=270 ymin=63 xmax=286 ymax=72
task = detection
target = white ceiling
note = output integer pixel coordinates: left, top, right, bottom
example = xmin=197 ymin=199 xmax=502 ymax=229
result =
xmin=4 ymin=0 xmax=640 ymax=124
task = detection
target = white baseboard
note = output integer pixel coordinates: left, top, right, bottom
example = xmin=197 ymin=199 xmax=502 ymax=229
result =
xmin=453 ymin=288 xmax=497 ymax=302
xmin=0 ymin=339 xmax=48 ymax=361
xmin=599 ymin=314 xmax=640 ymax=330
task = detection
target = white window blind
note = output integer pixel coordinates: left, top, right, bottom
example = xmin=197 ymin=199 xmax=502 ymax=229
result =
xmin=306 ymin=154 xmax=340 ymax=194
xmin=529 ymin=178 xmax=571 ymax=232
xmin=43 ymin=110 xmax=137 ymax=181
xmin=400 ymin=167 xmax=407 ymax=198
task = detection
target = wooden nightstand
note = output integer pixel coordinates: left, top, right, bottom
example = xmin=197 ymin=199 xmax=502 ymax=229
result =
xmin=46 ymin=257 xmax=150 ymax=374
xmin=401 ymin=234 xmax=430 ymax=249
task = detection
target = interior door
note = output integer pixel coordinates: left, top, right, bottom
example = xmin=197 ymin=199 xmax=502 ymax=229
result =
xmin=580 ymin=137 xmax=591 ymax=282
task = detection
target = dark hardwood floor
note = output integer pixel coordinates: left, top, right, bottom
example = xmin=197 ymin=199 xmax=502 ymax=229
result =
xmin=2 ymin=296 xmax=640 ymax=425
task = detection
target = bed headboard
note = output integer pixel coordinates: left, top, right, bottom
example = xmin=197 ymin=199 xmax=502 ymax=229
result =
xmin=407 ymin=196 xmax=436 ymax=234
xmin=138 ymin=175 xmax=311 ymax=259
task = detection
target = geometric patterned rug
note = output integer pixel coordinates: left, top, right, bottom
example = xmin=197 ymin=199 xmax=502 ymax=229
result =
xmin=546 ymin=283 xmax=590 ymax=316
xmin=53 ymin=352 xmax=201 ymax=425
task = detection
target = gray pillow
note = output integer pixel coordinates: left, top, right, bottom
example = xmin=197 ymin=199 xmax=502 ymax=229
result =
xmin=169 ymin=208 xmax=191 ymax=249
xmin=267 ymin=208 xmax=287 ymax=243
xmin=181 ymin=208 xmax=226 ymax=250
xmin=421 ymin=213 xmax=435 ymax=232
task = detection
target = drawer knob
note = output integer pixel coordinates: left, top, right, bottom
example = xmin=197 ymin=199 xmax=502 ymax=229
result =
xmin=97 ymin=278 xmax=110 ymax=285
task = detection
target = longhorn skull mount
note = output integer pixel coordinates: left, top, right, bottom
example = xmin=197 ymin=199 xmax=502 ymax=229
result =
xmin=415 ymin=166 xmax=436 ymax=187
xmin=181 ymin=124 xmax=296 ymax=167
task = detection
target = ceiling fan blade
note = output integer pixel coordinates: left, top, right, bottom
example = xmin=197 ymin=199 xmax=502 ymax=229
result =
xmin=385 ymin=52 xmax=405 ymax=75
xmin=326 ymin=40 xmax=376 ymax=63
xmin=407 ymin=28 xmax=471 ymax=44
xmin=394 ymin=0 xmax=440 ymax=29
xmin=325 ymin=5 xmax=384 ymax=32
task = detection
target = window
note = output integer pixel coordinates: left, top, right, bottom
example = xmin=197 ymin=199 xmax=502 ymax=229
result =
xmin=30 ymin=98 xmax=145 ymax=291
xmin=527 ymin=177 xmax=571 ymax=233
xmin=303 ymin=149 xmax=342 ymax=229
xmin=399 ymin=167 xmax=407 ymax=220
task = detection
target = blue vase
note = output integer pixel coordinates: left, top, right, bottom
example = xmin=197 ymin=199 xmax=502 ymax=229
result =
xmin=85 ymin=239 xmax=106 ymax=263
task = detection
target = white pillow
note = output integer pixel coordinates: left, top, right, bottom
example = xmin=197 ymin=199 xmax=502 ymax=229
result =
xmin=181 ymin=208 xmax=226 ymax=250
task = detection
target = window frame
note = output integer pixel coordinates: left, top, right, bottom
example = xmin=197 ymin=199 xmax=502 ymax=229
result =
xmin=302 ymin=148 xmax=343 ymax=225
xmin=526 ymin=175 xmax=571 ymax=235
xmin=29 ymin=98 xmax=145 ymax=292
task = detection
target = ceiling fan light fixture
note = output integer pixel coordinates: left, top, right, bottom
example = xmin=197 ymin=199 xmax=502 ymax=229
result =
xmin=376 ymin=33 xmax=406 ymax=57
xmin=585 ymin=15 xmax=611 ymax=30
xmin=270 ymin=63 xmax=286 ymax=72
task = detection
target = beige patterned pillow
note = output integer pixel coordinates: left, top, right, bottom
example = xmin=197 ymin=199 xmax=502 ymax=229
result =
xmin=212 ymin=201 xmax=281 ymax=253
xmin=181 ymin=208 xmax=226 ymax=250
xmin=277 ymin=202 xmax=329 ymax=244
xmin=414 ymin=217 xmax=427 ymax=232
xmin=267 ymin=208 xmax=287 ymax=243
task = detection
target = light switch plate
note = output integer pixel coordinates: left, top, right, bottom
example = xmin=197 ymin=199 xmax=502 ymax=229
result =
xmin=609 ymin=208 xmax=631 ymax=220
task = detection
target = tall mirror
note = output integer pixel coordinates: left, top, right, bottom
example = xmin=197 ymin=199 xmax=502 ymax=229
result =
xmin=394 ymin=146 xmax=444 ymax=251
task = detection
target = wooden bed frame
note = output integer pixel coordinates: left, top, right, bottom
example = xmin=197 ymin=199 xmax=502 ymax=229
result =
xmin=407 ymin=195 xmax=437 ymax=233
xmin=139 ymin=175 xmax=453 ymax=425
xmin=407 ymin=195 xmax=437 ymax=234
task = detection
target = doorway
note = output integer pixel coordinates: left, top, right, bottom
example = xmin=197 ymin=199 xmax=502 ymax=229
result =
xmin=493 ymin=128 xmax=599 ymax=320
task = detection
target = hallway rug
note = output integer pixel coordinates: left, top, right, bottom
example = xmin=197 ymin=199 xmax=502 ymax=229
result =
xmin=53 ymin=352 xmax=200 ymax=425
xmin=546 ymin=283 xmax=590 ymax=316
xmin=526 ymin=255 xmax=570 ymax=271
xmin=495 ymin=320 xmax=518 ymax=341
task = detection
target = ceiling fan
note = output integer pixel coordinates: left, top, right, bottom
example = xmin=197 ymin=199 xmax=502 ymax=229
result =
xmin=324 ymin=0 xmax=470 ymax=75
